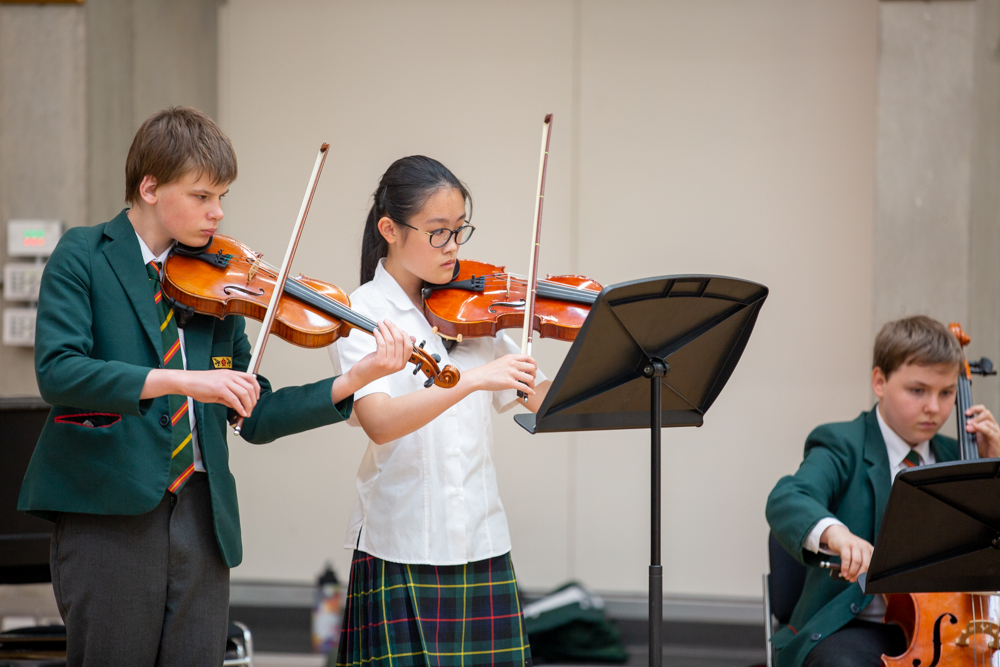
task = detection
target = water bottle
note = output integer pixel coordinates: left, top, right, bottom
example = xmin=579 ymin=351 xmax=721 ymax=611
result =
xmin=312 ymin=562 xmax=343 ymax=655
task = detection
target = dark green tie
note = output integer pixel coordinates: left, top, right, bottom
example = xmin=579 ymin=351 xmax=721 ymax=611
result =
xmin=147 ymin=261 xmax=195 ymax=493
xmin=903 ymin=449 xmax=921 ymax=468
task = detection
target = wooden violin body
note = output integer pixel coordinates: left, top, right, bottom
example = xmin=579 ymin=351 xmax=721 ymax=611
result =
xmin=422 ymin=259 xmax=602 ymax=343
xmin=163 ymin=235 xmax=353 ymax=348
xmin=162 ymin=234 xmax=459 ymax=388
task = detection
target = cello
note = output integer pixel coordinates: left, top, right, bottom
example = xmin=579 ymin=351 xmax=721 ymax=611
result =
xmin=881 ymin=323 xmax=999 ymax=667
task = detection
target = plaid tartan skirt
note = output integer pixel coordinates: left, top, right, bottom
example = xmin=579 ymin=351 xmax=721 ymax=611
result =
xmin=335 ymin=550 xmax=532 ymax=667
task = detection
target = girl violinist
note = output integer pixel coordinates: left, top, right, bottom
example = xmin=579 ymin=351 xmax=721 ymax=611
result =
xmin=329 ymin=155 xmax=551 ymax=667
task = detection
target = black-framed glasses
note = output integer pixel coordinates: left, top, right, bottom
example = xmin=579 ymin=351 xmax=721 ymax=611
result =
xmin=395 ymin=221 xmax=476 ymax=248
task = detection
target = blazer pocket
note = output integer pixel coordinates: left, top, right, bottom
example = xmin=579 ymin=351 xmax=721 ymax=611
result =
xmin=54 ymin=412 xmax=122 ymax=428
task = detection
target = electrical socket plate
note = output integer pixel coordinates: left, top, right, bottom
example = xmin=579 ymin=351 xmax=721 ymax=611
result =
xmin=8 ymin=220 xmax=62 ymax=258
xmin=3 ymin=307 xmax=36 ymax=346
xmin=4 ymin=263 xmax=44 ymax=301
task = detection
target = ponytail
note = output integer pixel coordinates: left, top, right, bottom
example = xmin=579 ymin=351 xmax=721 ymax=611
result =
xmin=360 ymin=156 xmax=472 ymax=285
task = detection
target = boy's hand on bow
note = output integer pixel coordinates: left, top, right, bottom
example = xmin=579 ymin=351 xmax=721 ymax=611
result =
xmin=819 ymin=524 xmax=873 ymax=583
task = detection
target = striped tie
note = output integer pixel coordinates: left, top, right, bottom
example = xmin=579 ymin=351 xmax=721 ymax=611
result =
xmin=147 ymin=262 xmax=196 ymax=493
xmin=902 ymin=449 xmax=921 ymax=468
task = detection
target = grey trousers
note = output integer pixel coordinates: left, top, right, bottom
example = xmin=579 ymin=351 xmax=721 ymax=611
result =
xmin=50 ymin=473 xmax=230 ymax=667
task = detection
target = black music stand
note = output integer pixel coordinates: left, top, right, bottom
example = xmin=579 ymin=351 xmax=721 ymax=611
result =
xmin=860 ymin=458 xmax=1000 ymax=595
xmin=514 ymin=274 xmax=768 ymax=667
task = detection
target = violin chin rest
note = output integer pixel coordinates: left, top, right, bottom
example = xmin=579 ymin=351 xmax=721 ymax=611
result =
xmin=174 ymin=237 xmax=215 ymax=256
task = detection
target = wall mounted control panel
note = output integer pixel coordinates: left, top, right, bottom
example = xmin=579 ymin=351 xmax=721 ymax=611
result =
xmin=7 ymin=220 xmax=61 ymax=258
xmin=3 ymin=308 xmax=36 ymax=347
xmin=4 ymin=264 xmax=44 ymax=302
xmin=3 ymin=220 xmax=61 ymax=347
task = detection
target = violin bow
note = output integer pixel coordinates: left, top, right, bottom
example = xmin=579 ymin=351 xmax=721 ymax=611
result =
xmin=518 ymin=113 xmax=553 ymax=403
xmin=234 ymin=142 xmax=330 ymax=435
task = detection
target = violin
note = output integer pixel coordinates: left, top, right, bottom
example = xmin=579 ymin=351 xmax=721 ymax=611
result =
xmin=421 ymin=259 xmax=603 ymax=343
xmin=881 ymin=323 xmax=998 ymax=667
xmin=160 ymin=234 xmax=460 ymax=389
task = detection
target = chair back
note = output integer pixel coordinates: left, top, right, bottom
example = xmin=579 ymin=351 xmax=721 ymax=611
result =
xmin=0 ymin=398 xmax=53 ymax=584
xmin=767 ymin=531 xmax=806 ymax=625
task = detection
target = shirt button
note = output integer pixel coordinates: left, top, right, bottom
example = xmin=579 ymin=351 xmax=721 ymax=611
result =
xmin=850 ymin=603 xmax=860 ymax=614
xmin=159 ymin=414 xmax=170 ymax=427
xmin=811 ymin=633 xmax=822 ymax=642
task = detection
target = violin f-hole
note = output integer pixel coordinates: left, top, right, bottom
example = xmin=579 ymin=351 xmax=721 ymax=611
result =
xmin=223 ymin=285 xmax=266 ymax=297
xmin=488 ymin=300 xmax=525 ymax=313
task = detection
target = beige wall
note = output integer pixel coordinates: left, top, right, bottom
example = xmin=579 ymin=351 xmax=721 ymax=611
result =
xmin=219 ymin=0 xmax=878 ymax=598
xmin=0 ymin=4 xmax=87 ymax=397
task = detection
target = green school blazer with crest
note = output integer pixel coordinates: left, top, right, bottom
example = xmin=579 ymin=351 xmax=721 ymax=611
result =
xmin=18 ymin=210 xmax=353 ymax=568
xmin=765 ymin=407 xmax=957 ymax=667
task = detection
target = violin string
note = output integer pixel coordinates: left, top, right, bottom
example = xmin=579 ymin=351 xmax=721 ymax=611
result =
xmin=243 ymin=255 xmax=595 ymax=305
xmin=472 ymin=276 xmax=599 ymax=302
xmin=231 ymin=256 xmax=380 ymax=333
xmin=236 ymin=256 xmax=596 ymax=297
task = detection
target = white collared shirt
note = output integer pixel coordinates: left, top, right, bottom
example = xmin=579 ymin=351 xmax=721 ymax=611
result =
xmin=803 ymin=405 xmax=935 ymax=621
xmin=876 ymin=406 xmax=934 ymax=478
xmin=135 ymin=232 xmax=204 ymax=473
xmin=328 ymin=259 xmax=545 ymax=565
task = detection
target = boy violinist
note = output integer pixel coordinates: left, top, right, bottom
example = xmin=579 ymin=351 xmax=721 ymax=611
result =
xmin=18 ymin=106 xmax=412 ymax=666
xmin=766 ymin=315 xmax=1000 ymax=667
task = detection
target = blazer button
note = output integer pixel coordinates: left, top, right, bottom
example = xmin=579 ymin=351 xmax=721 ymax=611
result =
xmin=850 ymin=603 xmax=861 ymax=614
xmin=811 ymin=633 xmax=822 ymax=642
xmin=159 ymin=414 xmax=170 ymax=427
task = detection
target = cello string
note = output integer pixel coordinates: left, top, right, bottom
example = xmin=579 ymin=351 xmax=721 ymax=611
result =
xmin=970 ymin=593 xmax=985 ymax=667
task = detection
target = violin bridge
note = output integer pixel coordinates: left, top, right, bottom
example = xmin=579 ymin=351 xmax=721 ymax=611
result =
xmin=247 ymin=253 xmax=262 ymax=284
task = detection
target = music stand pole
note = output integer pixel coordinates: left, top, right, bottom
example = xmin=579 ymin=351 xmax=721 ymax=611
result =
xmin=648 ymin=359 xmax=667 ymax=667
xmin=512 ymin=274 xmax=768 ymax=667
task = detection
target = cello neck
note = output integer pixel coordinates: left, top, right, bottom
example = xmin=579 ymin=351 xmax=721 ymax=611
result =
xmin=956 ymin=361 xmax=978 ymax=461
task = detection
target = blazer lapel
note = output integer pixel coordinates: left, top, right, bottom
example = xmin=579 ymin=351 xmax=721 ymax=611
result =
xmin=102 ymin=212 xmax=163 ymax=359
xmin=863 ymin=407 xmax=892 ymax=536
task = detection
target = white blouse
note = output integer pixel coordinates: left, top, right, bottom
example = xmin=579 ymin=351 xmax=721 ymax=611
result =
xmin=329 ymin=259 xmax=545 ymax=565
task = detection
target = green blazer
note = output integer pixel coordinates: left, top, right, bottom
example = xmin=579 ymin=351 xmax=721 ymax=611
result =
xmin=18 ymin=210 xmax=352 ymax=568
xmin=765 ymin=407 xmax=957 ymax=667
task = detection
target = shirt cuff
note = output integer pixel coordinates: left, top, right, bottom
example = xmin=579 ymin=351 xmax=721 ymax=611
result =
xmin=804 ymin=517 xmax=845 ymax=555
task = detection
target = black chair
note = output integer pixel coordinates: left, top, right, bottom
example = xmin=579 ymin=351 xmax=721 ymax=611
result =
xmin=0 ymin=623 xmax=253 ymax=666
xmin=0 ymin=399 xmax=253 ymax=666
xmin=763 ymin=531 xmax=807 ymax=667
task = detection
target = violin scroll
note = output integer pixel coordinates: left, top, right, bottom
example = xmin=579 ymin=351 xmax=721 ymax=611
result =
xmin=410 ymin=340 xmax=460 ymax=389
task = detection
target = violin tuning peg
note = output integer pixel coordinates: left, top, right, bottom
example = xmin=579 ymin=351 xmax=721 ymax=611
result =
xmin=412 ymin=364 xmax=421 ymax=376
xmin=423 ymin=376 xmax=435 ymax=388
xmin=418 ymin=340 xmax=426 ymax=349
xmin=431 ymin=354 xmax=441 ymax=363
